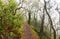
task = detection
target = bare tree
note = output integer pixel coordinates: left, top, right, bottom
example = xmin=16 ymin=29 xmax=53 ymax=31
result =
xmin=40 ymin=9 xmax=45 ymax=33
xmin=44 ymin=0 xmax=56 ymax=39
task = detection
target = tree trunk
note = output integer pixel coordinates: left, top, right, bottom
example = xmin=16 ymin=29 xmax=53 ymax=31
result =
xmin=28 ymin=11 xmax=31 ymax=25
xmin=40 ymin=12 xmax=45 ymax=32
xmin=44 ymin=0 xmax=56 ymax=39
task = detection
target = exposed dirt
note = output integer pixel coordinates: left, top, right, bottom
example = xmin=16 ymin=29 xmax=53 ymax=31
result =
xmin=21 ymin=22 xmax=39 ymax=39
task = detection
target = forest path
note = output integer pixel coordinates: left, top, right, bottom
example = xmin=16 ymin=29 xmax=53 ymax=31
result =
xmin=21 ymin=22 xmax=39 ymax=39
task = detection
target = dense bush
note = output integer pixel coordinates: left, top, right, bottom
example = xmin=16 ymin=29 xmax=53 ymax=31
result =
xmin=0 ymin=0 xmax=23 ymax=39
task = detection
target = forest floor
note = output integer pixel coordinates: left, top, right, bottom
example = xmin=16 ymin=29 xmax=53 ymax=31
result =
xmin=21 ymin=22 xmax=40 ymax=39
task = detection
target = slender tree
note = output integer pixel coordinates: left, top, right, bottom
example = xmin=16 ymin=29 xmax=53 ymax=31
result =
xmin=28 ymin=10 xmax=31 ymax=25
xmin=40 ymin=9 xmax=45 ymax=33
xmin=44 ymin=0 xmax=56 ymax=39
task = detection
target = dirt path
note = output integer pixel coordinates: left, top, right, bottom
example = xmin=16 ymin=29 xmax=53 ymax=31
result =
xmin=21 ymin=22 xmax=39 ymax=39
